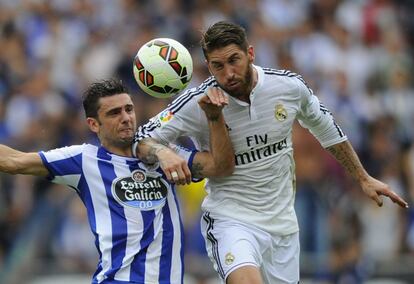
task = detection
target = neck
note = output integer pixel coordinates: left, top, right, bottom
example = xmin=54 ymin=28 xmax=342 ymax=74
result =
xmin=101 ymin=142 xmax=133 ymax=157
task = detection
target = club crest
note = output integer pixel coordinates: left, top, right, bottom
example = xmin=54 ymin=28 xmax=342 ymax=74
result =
xmin=225 ymin=252 xmax=235 ymax=265
xmin=275 ymin=104 xmax=287 ymax=121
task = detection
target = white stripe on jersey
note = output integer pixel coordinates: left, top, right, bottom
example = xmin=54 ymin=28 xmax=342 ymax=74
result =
xmin=82 ymin=146 xmax=113 ymax=283
xmin=167 ymin=183 xmax=183 ymax=281
xmin=53 ymin=175 xmax=81 ymax=191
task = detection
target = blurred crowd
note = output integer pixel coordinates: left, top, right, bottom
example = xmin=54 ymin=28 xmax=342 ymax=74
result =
xmin=0 ymin=0 xmax=413 ymax=283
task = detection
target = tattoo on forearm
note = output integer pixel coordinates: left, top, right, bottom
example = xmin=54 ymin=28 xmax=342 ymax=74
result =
xmin=139 ymin=140 xmax=168 ymax=164
xmin=326 ymin=142 xmax=364 ymax=179
xmin=191 ymin=162 xmax=204 ymax=179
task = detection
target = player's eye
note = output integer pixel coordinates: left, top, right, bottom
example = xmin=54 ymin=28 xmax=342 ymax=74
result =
xmin=229 ymin=56 xmax=240 ymax=64
xmin=212 ymin=63 xmax=223 ymax=70
xmin=107 ymin=109 xmax=121 ymax=116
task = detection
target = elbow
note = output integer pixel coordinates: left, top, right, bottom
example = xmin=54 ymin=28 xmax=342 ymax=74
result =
xmin=214 ymin=157 xmax=235 ymax=177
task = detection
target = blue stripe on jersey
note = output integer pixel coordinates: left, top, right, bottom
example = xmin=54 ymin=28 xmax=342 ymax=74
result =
xmin=96 ymin=147 xmax=128 ymax=280
xmin=78 ymin=173 xmax=104 ymax=281
xmin=131 ymin=210 xmax=155 ymax=282
xmin=159 ymin=199 xmax=173 ymax=283
xmin=38 ymin=152 xmax=82 ymax=180
xmin=174 ymin=185 xmax=185 ymax=283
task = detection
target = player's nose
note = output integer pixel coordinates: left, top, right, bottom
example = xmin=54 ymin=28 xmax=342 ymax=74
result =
xmin=224 ymin=66 xmax=235 ymax=80
xmin=120 ymin=110 xmax=132 ymax=122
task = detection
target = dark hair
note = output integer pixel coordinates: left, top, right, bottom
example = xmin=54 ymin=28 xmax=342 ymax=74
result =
xmin=82 ymin=79 xmax=129 ymax=118
xmin=200 ymin=21 xmax=249 ymax=59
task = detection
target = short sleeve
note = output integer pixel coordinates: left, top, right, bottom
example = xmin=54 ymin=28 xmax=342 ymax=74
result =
xmin=39 ymin=144 xmax=85 ymax=188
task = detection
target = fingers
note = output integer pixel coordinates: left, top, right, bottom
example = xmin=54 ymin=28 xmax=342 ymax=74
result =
xmin=381 ymin=190 xmax=409 ymax=209
xmin=206 ymin=87 xmax=228 ymax=106
xmin=157 ymin=147 xmax=192 ymax=185
xmin=372 ymin=195 xmax=383 ymax=207
xmin=171 ymin=171 xmax=179 ymax=181
xmin=166 ymin=165 xmax=191 ymax=185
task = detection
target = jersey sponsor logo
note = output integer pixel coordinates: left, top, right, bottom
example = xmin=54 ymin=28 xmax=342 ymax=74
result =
xmin=112 ymin=170 xmax=169 ymax=210
xmin=158 ymin=110 xmax=174 ymax=123
xmin=235 ymin=137 xmax=288 ymax=165
xmin=275 ymin=103 xmax=287 ymax=121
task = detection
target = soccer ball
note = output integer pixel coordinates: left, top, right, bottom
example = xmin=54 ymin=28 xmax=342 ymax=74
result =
xmin=133 ymin=38 xmax=193 ymax=98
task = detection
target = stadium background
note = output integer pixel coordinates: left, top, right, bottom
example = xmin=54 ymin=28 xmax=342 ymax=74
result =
xmin=0 ymin=0 xmax=413 ymax=283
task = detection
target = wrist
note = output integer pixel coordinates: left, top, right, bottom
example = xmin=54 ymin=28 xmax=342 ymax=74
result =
xmin=154 ymin=145 xmax=171 ymax=157
xmin=206 ymin=113 xmax=224 ymax=122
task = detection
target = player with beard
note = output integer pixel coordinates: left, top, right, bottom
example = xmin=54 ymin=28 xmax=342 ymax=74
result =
xmin=134 ymin=21 xmax=408 ymax=284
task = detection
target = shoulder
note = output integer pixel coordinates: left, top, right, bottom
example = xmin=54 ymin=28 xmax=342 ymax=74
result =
xmin=41 ymin=144 xmax=92 ymax=161
xmin=262 ymin=68 xmax=313 ymax=95
xmin=167 ymin=76 xmax=218 ymax=115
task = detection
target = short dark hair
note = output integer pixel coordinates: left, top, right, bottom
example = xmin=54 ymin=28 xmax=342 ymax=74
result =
xmin=200 ymin=21 xmax=249 ymax=59
xmin=82 ymin=79 xmax=129 ymax=118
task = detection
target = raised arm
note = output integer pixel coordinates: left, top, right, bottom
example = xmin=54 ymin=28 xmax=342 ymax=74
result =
xmin=191 ymin=87 xmax=234 ymax=179
xmin=0 ymin=144 xmax=48 ymax=176
xmin=135 ymin=87 xmax=234 ymax=185
xmin=326 ymin=140 xmax=408 ymax=208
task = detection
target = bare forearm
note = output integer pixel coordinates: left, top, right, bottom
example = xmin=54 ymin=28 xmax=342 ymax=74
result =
xmin=326 ymin=140 xmax=368 ymax=182
xmin=209 ymin=114 xmax=234 ymax=174
xmin=192 ymin=114 xmax=234 ymax=178
xmin=0 ymin=145 xmax=47 ymax=176
xmin=136 ymin=138 xmax=169 ymax=164
xmin=0 ymin=144 xmax=22 ymax=174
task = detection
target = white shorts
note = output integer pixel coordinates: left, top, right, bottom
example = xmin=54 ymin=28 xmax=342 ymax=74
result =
xmin=201 ymin=212 xmax=300 ymax=284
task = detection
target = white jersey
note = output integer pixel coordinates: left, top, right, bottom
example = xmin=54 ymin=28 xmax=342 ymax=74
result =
xmin=39 ymin=144 xmax=190 ymax=284
xmin=136 ymin=65 xmax=347 ymax=235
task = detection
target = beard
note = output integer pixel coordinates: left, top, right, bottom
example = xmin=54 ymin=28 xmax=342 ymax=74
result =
xmin=218 ymin=64 xmax=253 ymax=99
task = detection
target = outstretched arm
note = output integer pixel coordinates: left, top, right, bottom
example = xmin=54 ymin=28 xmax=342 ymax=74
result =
xmin=0 ymin=145 xmax=48 ymax=176
xmin=326 ymin=140 xmax=408 ymax=208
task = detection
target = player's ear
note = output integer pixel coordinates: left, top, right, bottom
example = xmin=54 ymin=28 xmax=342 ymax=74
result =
xmin=205 ymin=59 xmax=213 ymax=75
xmin=247 ymin=45 xmax=254 ymax=63
xmin=86 ymin=117 xmax=100 ymax=134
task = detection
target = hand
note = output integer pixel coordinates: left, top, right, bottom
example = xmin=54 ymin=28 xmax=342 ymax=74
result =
xmin=361 ymin=176 xmax=409 ymax=208
xmin=156 ymin=147 xmax=192 ymax=185
xmin=198 ymin=87 xmax=228 ymax=120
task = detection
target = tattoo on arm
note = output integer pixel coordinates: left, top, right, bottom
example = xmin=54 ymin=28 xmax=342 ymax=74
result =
xmin=191 ymin=161 xmax=205 ymax=179
xmin=326 ymin=141 xmax=366 ymax=181
xmin=138 ymin=139 xmax=169 ymax=164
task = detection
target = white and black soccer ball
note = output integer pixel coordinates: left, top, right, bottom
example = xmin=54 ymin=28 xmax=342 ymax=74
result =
xmin=133 ymin=38 xmax=193 ymax=98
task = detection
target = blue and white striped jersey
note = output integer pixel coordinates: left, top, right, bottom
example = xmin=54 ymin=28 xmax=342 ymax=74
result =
xmin=39 ymin=144 xmax=189 ymax=284
xmin=135 ymin=65 xmax=347 ymax=236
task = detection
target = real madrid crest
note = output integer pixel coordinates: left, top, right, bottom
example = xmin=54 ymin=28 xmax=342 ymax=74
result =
xmin=225 ymin=252 xmax=235 ymax=265
xmin=275 ymin=104 xmax=287 ymax=121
